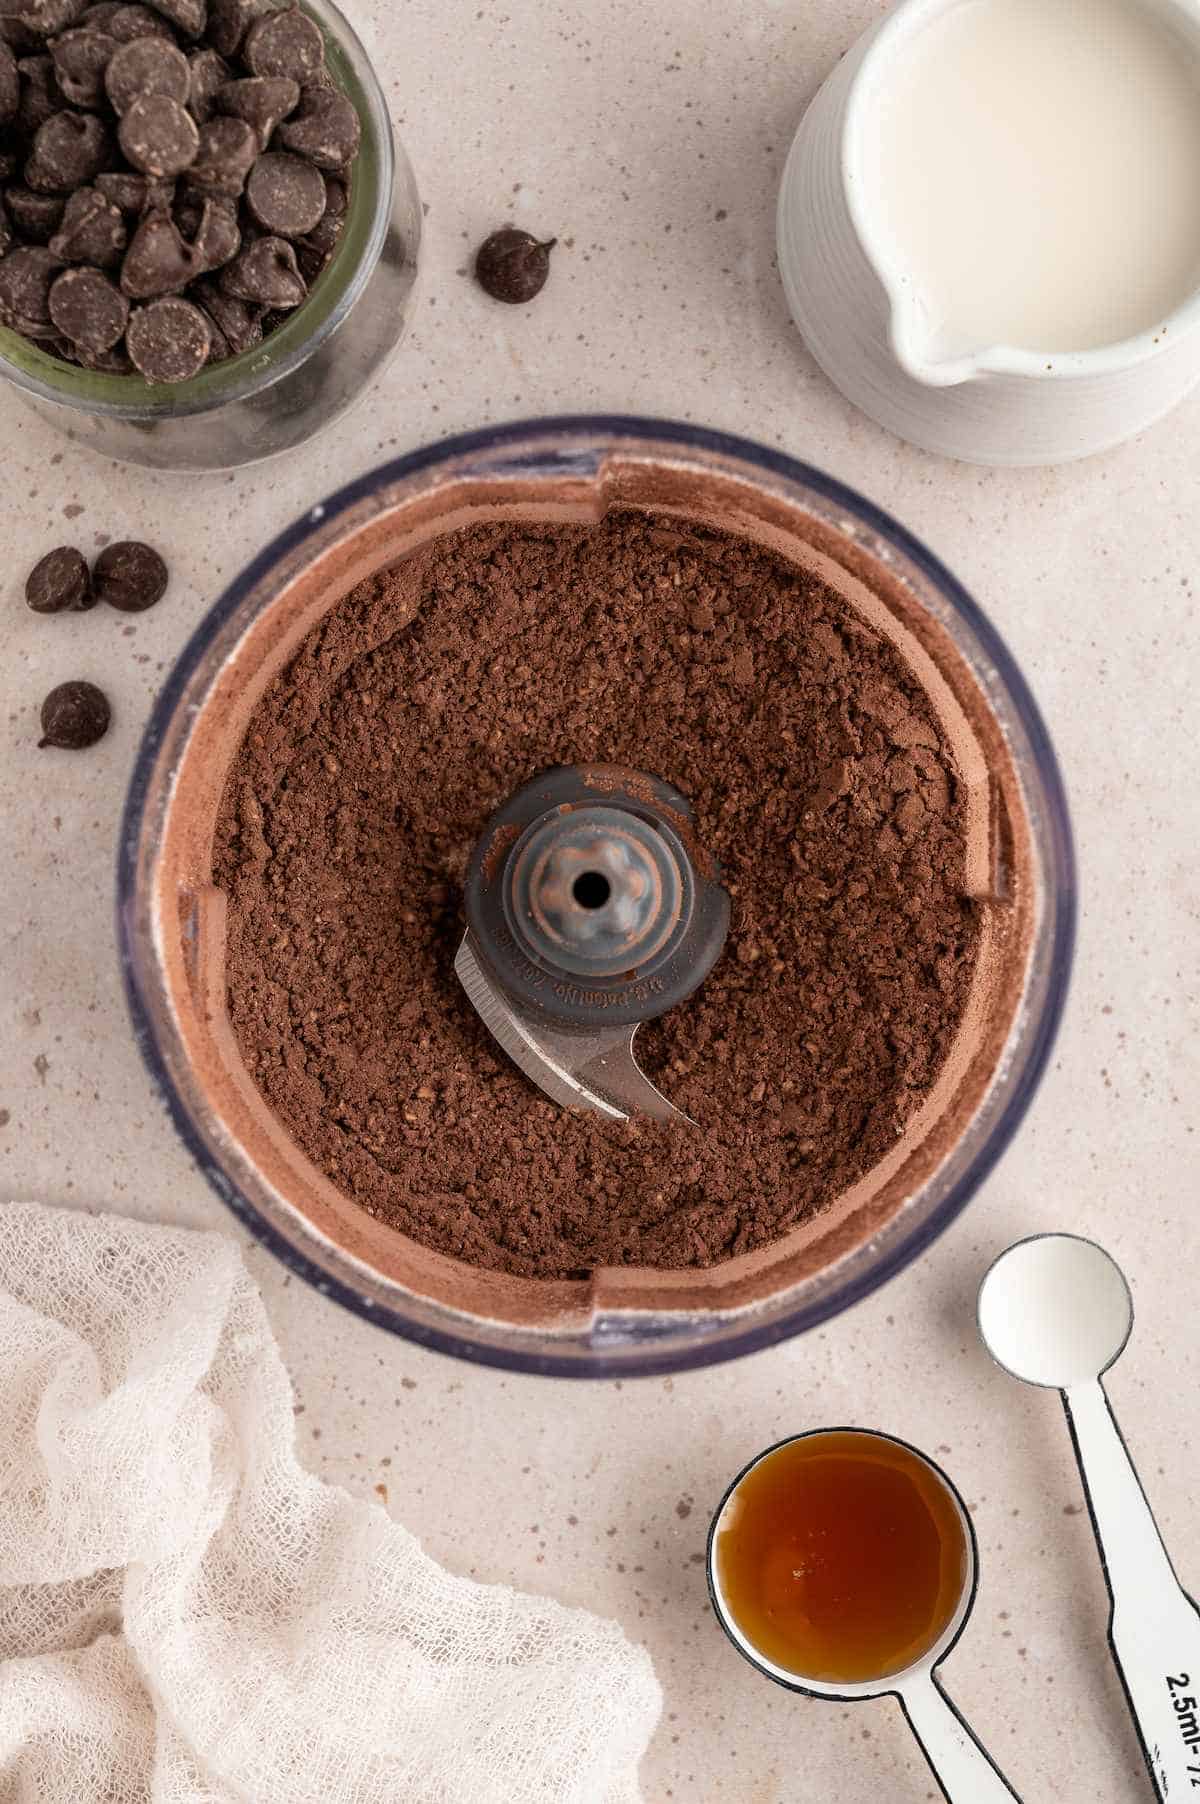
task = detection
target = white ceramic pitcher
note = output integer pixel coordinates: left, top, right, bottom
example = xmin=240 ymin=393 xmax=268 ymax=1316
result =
xmin=777 ymin=0 xmax=1200 ymax=465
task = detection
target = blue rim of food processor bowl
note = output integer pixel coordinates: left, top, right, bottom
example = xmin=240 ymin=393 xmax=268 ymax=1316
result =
xmin=118 ymin=416 xmax=1076 ymax=1378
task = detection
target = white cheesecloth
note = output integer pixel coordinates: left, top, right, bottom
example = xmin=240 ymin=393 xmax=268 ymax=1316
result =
xmin=0 ymin=1200 xmax=662 ymax=1803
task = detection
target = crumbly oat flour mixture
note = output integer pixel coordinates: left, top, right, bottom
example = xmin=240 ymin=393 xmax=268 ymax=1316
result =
xmin=215 ymin=513 xmax=980 ymax=1278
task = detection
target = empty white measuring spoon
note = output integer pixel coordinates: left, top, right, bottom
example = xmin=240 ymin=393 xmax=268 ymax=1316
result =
xmin=979 ymin=1233 xmax=1200 ymax=1801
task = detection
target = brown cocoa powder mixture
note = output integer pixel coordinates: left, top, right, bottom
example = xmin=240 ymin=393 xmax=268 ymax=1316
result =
xmin=214 ymin=513 xmax=980 ymax=1278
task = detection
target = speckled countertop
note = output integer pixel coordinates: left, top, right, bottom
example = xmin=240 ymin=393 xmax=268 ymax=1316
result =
xmin=2 ymin=1 xmax=1198 ymax=1798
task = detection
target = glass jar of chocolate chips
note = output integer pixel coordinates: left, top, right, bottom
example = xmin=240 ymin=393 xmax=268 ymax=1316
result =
xmin=0 ymin=0 xmax=419 ymax=469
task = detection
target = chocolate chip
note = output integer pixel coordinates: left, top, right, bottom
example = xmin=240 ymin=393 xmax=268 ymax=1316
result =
xmin=475 ymin=227 xmax=556 ymax=304
xmin=105 ymin=3 xmax=175 ymax=41
xmin=192 ymin=271 xmax=257 ymax=348
xmin=0 ymin=243 xmax=61 ymax=332
xmin=8 ymin=0 xmax=91 ymax=37
xmin=242 ymin=6 xmax=323 ymax=83
xmin=297 ymin=169 xmax=341 ymax=250
xmin=74 ymin=332 xmax=129 ymax=366
xmin=173 ymin=186 xmax=235 ymax=263
xmin=39 ymin=678 xmax=110 ymax=747
xmin=25 ymin=106 xmax=109 ymax=188
xmin=186 ymin=107 xmax=252 ymax=193
xmin=39 ymin=680 xmax=112 ymax=754
xmin=104 ymin=32 xmax=187 ymax=111
xmin=4 ymin=181 xmax=65 ymax=238
xmin=47 ymin=259 xmax=125 ymax=345
xmin=243 ymin=147 xmax=321 ymax=237
xmin=218 ymin=229 xmax=302 ymax=305
xmin=93 ymin=536 xmax=168 ymax=607
xmin=120 ymin=203 xmax=191 ymax=293
xmin=118 ymin=90 xmax=197 ymax=175
xmin=79 ymin=2 xmax=124 ymax=26
xmin=295 ymin=172 xmax=342 ymax=278
xmin=147 ymin=0 xmax=205 ymax=34
xmin=214 ymin=71 xmax=294 ymax=147
xmin=92 ymin=168 xmax=136 ymax=208
xmin=276 ymin=82 xmax=358 ymax=170
xmin=16 ymin=53 xmax=61 ymax=132
xmin=0 ymin=42 xmax=17 ymax=120
xmin=125 ymin=290 xmax=206 ymax=377
xmin=48 ymin=25 xmax=115 ymax=106
xmin=184 ymin=42 xmax=225 ymax=118
xmin=25 ymin=544 xmax=92 ymax=611
xmin=0 ymin=17 xmax=43 ymax=50
xmin=47 ymin=181 xmax=125 ymax=260
xmin=205 ymin=0 xmax=267 ymax=57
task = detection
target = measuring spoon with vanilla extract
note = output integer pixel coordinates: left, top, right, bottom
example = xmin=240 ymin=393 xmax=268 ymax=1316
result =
xmin=708 ymin=1429 xmax=1022 ymax=1801
xmin=980 ymin=1233 xmax=1200 ymax=1802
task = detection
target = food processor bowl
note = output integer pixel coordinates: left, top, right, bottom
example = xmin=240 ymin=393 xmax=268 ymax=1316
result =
xmin=118 ymin=417 xmax=1074 ymax=1375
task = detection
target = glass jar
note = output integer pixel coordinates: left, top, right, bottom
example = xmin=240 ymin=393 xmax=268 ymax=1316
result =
xmin=0 ymin=0 xmax=419 ymax=472
xmin=118 ymin=418 xmax=1076 ymax=1375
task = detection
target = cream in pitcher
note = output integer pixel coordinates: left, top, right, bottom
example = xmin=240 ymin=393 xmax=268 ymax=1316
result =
xmin=859 ymin=0 xmax=1200 ymax=359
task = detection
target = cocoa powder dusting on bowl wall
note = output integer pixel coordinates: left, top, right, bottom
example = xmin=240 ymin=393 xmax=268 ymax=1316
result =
xmin=214 ymin=513 xmax=981 ymax=1280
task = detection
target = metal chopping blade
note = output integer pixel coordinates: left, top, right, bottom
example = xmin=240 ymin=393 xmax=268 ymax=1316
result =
xmin=454 ymin=765 xmax=731 ymax=1124
xmin=455 ymin=934 xmax=688 ymax=1123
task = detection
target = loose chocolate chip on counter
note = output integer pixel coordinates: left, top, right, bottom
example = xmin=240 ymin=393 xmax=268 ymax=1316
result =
xmin=214 ymin=72 xmax=295 ymax=147
xmin=185 ymin=44 xmax=226 ymax=119
xmin=120 ymin=204 xmax=191 ymax=294
xmin=218 ymin=229 xmax=302 ymax=306
xmin=4 ymin=181 xmax=65 ymax=238
xmin=25 ymin=544 xmax=93 ymax=611
xmin=125 ymin=289 xmax=206 ymax=376
xmin=187 ymin=108 xmax=253 ymax=194
xmin=93 ymin=536 xmax=168 ymax=606
xmin=205 ymin=0 xmax=268 ymax=58
xmin=0 ymin=242 xmax=61 ymax=332
xmin=244 ymin=148 xmax=321 ymax=237
xmin=475 ymin=226 xmax=556 ymax=304
xmin=192 ymin=272 xmax=258 ymax=349
xmin=38 ymin=678 xmax=110 ymax=748
xmin=276 ymin=83 xmax=358 ymax=170
xmin=25 ymin=106 xmax=110 ymax=188
xmin=242 ymin=6 xmax=323 ymax=83
xmin=103 ymin=32 xmax=187 ymax=111
xmin=117 ymin=90 xmax=197 ymax=175
xmin=47 ymin=182 xmax=125 ymax=260
xmin=47 ymin=259 xmax=126 ymax=345
xmin=48 ymin=25 xmax=116 ymax=107
xmin=105 ymin=3 xmax=174 ymax=41
xmin=0 ymin=42 xmax=17 ymax=120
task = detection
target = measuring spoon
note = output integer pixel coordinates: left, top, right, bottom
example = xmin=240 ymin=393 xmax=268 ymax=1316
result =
xmin=979 ymin=1233 xmax=1200 ymax=1801
xmin=708 ymin=1430 xmax=1023 ymax=1802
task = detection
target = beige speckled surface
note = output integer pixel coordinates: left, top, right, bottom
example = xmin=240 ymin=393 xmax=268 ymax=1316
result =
xmin=1 ymin=1 xmax=1198 ymax=1798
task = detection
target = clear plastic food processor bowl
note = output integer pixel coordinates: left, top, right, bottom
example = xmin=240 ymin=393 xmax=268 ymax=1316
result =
xmin=118 ymin=417 xmax=1075 ymax=1376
